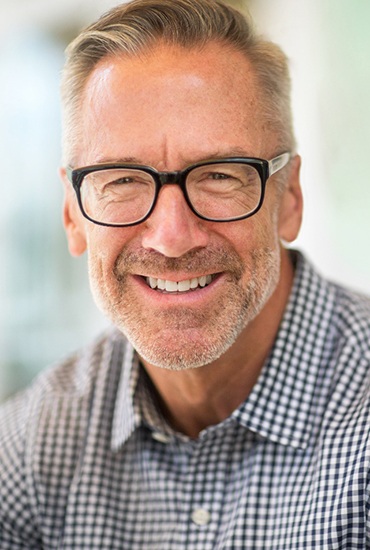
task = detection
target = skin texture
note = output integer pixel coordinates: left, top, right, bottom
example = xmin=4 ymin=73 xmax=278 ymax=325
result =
xmin=61 ymin=42 xmax=303 ymax=438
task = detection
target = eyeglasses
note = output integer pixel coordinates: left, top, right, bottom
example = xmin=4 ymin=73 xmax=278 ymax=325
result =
xmin=66 ymin=152 xmax=291 ymax=227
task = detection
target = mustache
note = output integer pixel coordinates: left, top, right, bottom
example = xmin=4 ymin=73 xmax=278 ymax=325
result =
xmin=113 ymin=245 xmax=244 ymax=280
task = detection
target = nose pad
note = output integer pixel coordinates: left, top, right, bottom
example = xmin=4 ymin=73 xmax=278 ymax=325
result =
xmin=141 ymin=184 xmax=209 ymax=258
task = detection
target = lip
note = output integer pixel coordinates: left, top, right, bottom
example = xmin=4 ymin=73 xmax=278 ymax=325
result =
xmin=131 ymin=270 xmax=219 ymax=282
xmin=130 ymin=272 xmax=225 ymax=305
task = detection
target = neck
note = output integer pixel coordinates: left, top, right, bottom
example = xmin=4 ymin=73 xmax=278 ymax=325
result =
xmin=141 ymin=248 xmax=295 ymax=439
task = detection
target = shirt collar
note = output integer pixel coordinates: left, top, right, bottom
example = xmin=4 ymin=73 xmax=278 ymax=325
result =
xmin=111 ymin=341 xmax=140 ymax=451
xmin=111 ymin=339 xmax=177 ymax=450
xmin=232 ymin=251 xmax=337 ymax=449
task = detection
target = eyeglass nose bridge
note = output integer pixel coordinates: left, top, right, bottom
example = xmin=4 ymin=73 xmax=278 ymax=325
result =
xmin=157 ymin=170 xmax=183 ymax=187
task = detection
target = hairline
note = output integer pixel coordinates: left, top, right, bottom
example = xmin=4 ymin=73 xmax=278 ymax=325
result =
xmin=61 ymin=0 xmax=296 ymax=174
xmin=63 ymin=42 xmax=293 ymax=170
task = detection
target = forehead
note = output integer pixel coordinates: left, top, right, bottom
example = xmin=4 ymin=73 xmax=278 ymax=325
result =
xmin=78 ymin=42 xmax=274 ymax=166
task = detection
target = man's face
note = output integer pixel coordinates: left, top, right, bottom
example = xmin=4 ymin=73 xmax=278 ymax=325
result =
xmin=63 ymin=42 xmax=302 ymax=370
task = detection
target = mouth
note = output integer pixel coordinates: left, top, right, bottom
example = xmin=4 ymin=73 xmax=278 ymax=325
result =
xmin=144 ymin=273 xmax=218 ymax=293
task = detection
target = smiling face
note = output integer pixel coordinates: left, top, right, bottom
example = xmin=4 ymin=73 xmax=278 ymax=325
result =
xmin=62 ymin=41 xmax=302 ymax=371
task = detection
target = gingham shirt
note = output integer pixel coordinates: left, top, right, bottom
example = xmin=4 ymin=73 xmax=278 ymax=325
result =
xmin=1 ymin=252 xmax=370 ymax=549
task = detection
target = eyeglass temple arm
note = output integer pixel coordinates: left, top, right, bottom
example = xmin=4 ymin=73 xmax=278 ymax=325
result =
xmin=65 ymin=166 xmax=73 ymax=182
xmin=268 ymin=152 xmax=291 ymax=177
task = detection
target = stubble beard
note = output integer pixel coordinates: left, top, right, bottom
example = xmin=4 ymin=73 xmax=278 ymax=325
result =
xmin=89 ymin=243 xmax=281 ymax=371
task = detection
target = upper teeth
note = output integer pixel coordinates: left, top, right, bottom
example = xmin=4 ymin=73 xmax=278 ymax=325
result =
xmin=147 ymin=275 xmax=213 ymax=292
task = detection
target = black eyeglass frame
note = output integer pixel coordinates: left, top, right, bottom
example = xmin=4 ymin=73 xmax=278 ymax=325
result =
xmin=66 ymin=152 xmax=291 ymax=227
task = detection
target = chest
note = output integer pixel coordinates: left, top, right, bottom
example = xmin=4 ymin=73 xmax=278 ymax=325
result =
xmin=45 ymin=421 xmax=368 ymax=549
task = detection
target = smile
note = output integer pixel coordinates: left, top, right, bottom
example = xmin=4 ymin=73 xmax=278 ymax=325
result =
xmin=145 ymin=274 xmax=215 ymax=293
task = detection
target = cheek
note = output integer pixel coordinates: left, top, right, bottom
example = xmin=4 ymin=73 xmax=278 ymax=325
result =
xmin=86 ymin=226 xmax=138 ymax=285
xmin=87 ymin=225 xmax=137 ymax=256
xmin=86 ymin=228 xmax=130 ymax=313
xmin=215 ymin=212 xmax=279 ymax=261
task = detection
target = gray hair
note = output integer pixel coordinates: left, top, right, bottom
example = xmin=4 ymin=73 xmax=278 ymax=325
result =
xmin=61 ymin=0 xmax=296 ymax=165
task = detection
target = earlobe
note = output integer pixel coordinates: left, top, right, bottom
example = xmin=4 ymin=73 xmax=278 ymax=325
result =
xmin=59 ymin=167 xmax=87 ymax=257
xmin=278 ymin=154 xmax=303 ymax=243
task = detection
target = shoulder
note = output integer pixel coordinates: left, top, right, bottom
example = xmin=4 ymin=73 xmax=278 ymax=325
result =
xmin=320 ymin=281 xmax=370 ymax=446
xmin=334 ymin=284 xmax=370 ymax=347
xmin=0 ymin=327 xmax=129 ymax=453
xmin=0 ymin=327 xmax=125 ymax=427
xmin=329 ymin=283 xmax=370 ymax=390
xmin=0 ymin=328 xmax=129 ymax=546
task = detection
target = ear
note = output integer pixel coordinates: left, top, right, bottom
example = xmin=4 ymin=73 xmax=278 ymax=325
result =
xmin=278 ymin=154 xmax=303 ymax=243
xmin=59 ymin=167 xmax=87 ymax=257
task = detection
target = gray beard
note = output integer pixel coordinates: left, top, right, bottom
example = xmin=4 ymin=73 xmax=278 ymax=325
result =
xmin=89 ymin=244 xmax=280 ymax=370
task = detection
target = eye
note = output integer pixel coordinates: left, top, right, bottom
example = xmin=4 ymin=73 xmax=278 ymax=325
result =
xmin=196 ymin=170 xmax=242 ymax=188
xmin=109 ymin=176 xmax=134 ymax=185
xmin=96 ymin=170 xmax=153 ymax=191
xmin=105 ymin=175 xmax=148 ymax=187
xmin=208 ymin=172 xmax=233 ymax=180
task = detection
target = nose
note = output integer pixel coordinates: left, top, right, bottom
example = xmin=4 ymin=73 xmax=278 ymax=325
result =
xmin=141 ymin=184 xmax=209 ymax=258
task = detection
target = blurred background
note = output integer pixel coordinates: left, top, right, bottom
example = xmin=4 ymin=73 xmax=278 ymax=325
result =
xmin=1 ymin=0 xmax=370 ymax=402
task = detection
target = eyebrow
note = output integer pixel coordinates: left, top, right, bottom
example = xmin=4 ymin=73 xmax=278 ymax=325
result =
xmin=93 ymin=156 xmax=143 ymax=165
xmin=93 ymin=148 xmax=256 ymax=168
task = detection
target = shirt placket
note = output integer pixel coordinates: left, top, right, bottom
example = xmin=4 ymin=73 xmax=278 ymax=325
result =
xmin=172 ymin=426 xmax=231 ymax=550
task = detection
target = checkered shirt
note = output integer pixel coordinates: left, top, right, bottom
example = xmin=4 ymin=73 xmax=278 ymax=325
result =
xmin=1 ymin=251 xmax=370 ymax=549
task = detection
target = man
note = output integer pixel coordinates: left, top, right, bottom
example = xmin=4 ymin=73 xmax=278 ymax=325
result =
xmin=1 ymin=0 xmax=369 ymax=547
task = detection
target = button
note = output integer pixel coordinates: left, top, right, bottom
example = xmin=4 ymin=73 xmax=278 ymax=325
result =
xmin=191 ymin=508 xmax=211 ymax=526
xmin=152 ymin=432 xmax=171 ymax=443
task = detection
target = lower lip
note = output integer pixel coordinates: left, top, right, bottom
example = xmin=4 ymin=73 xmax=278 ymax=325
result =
xmin=131 ymin=273 xmax=224 ymax=305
